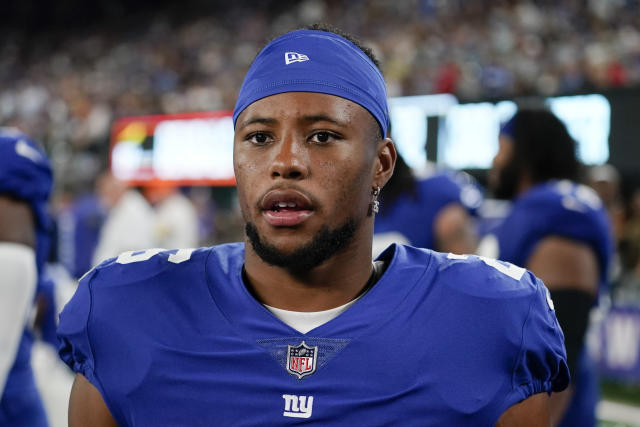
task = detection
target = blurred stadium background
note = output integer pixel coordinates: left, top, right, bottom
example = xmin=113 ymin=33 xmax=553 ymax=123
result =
xmin=2 ymin=0 xmax=640 ymax=426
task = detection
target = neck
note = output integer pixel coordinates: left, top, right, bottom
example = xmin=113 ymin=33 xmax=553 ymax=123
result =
xmin=517 ymin=173 xmax=533 ymax=196
xmin=243 ymin=231 xmax=374 ymax=312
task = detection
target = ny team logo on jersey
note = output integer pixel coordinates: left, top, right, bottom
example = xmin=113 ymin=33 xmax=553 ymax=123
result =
xmin=282 ymin=394 xmax=314 ymax=418
xmin=286 ymin=341 xmax=317 ymax=379
xmin=285 ymin=52 xmax=309 ymax=65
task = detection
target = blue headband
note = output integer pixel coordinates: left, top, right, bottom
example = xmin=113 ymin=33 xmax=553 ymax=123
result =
xmin=233 ymin=29 xmax=389 ymax=137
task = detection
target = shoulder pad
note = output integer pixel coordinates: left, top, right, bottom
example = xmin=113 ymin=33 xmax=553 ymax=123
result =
xmin=0 ymin=132 xmax=52 ymax=203
xmin=436 ymin=252 xmax=539 ymax=299
xmin=90 ymin=247 xmax=209 ymax=288
xmin=524 ymin=181 xmax=603 ymax=214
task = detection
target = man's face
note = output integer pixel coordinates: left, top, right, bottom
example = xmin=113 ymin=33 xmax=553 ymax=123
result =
xmin=489 ymin=134 xmax=519 ymax=200
xmin=234 ymin=92 xmax=382 ymax=269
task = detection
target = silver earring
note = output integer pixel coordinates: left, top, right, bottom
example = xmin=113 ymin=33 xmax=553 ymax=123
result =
xmin=372 ymin=187 xmax=380 ymax=214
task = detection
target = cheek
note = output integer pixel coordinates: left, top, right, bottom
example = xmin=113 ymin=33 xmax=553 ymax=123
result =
xmin=233 ymin=149 xmax=262 ymax=184
xmin=233 ymin=159 xmax=259 ymax=219
xmin=317 ymin=157 xmax=372 ymax=215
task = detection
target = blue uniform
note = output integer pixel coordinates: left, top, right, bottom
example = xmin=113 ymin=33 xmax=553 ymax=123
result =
xmin=56 ymin=193 xmax=105 ymax=279
xmin=374 ymin=171 xmax=482 ymax=250
xmin=0 ymin=131 xmax=52 ymax=426
xmin=58 ymin=243 xmax=568 ymax=426
xmin=478 ymin=180 xmax=612 ymax=427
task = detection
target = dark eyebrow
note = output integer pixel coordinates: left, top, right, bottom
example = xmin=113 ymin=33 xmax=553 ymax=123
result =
xmin=237 ymin=117 xmax=277 ymax=129
xmin=300 ymin=115 xmax=347 ymax=127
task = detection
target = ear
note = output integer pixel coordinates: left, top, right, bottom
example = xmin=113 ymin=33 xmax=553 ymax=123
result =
xmin=373 ymin=138 xmax=396 ymax=189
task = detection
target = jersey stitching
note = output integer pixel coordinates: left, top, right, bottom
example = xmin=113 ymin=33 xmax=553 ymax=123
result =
xmin=85 ymin=269 xmax=127 ymax=426
xmin=357 ymin=246 xmax=436 ymax=339
xmin=201 ymin=246 xmax=305 ymax=377
xmin=493 ymin=279 xmax=539 ymax=423
xmin=202 ymin=246 xmax=309 ymax=337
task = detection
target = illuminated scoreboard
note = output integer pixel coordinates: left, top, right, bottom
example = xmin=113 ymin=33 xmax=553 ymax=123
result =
xmin=109 ymin=111 xmax=235 ymax=186
xmin=109 ymin=94 xmax=612 ymax=187
xmin=388 ymin=93 xmax=611 ymax=171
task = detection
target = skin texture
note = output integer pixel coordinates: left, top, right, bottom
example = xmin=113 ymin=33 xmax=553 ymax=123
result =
xmin=491 ymin=135 xmax=599 ymax=425
xmin=0 ymin=196 xmax=36 ymax=248
xmin=495 ymin=393 xmax=551 ymax=427
xmin=68 ymin=92 xmax=551 ymax=426
xmin=527 ymin=236 xmax=599 ymax=425
xmin=234 ymin=92 xmax=396 ymax=311
xmin=434 ymin=203 xmax=477 ymax=254
xmin=69 ymin=374 xmax=118 ymax=427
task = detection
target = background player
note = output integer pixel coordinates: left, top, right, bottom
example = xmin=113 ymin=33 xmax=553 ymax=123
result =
xmin=58 ymin=27 xmax=568 ymax=425
xmin=373 ymin=153 xmax=481 ymax=255
xmin=0 ymin=129 xmax=52 ymax=426
xmin=478 ymin=109 xmax=613 ymax=426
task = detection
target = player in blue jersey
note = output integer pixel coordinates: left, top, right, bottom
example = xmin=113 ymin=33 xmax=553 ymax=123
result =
xmin=478 ymin=109 xmax=613 ymax=426
xmin=0 ymin=129 xmax=52 ymax=426
xmin=374 ymin=153 xmax=482 ymax=255
xmin=59 ymin=26 xmax=568 ymax=426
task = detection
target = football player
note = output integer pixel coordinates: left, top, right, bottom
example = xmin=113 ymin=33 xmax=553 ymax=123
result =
xmin=59 ymin=26 xmax=568 ymax=426
xmin=0 ymin=129 xmax=52 ymax=426
xmin=478 ymin=109 xmax=612 ymax=426
xmin=373 ymin=153 xmax=482 ymax=255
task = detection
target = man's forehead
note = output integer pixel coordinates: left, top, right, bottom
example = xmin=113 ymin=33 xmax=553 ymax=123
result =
xmin=232 ymin=29 xmax=389 ymax=137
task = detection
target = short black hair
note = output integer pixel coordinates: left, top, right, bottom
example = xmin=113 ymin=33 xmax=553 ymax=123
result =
xmin=508 ymin=109 xmax=582 ymax=183
xmin=378 ymin=152 xmax=416 ymax=211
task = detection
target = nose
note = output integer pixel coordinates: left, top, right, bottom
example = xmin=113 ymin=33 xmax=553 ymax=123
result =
xmin=269 ymin=137 xmax=309 ymax=180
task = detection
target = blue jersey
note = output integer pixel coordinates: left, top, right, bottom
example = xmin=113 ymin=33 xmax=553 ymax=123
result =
xmin=480 ymin=181 xmax=612 ymax=288
xmin=0 ymin=130 xmax=52 ymax=426
xmin=57 ymin=193 xmax=105 ymax=279
xmin=58 ymin=243 xmax=568 ymax=426
xmin=0 ymin=130 xmax=53 ymax=274
xmin=478 ymin=181 xmax=613 ymax=427
xmin=374 ymin=171 xmax=482 ymax=250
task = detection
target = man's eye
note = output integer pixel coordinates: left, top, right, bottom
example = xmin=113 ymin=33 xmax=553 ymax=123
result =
xmin=248 ymin=133 xmax=270 ymax=145
xmin=310 ymin=132 xmax=335 ymax=144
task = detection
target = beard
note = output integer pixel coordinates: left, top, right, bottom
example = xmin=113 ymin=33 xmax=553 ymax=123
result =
xmin=245 ymin=218 xmax=358 ymax=272
xmin=491 ymin=160 xmax=520 ymax=200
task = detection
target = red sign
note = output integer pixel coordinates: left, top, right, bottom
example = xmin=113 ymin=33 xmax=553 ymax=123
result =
xmin=109 ymin=111 xmax=236 ymax=187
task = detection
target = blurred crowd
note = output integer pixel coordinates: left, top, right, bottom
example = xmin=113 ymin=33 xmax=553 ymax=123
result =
xmin=1 ymin=0 xmax=640 ymax=297
xmin=588 ymin=165 xmax=640 ymax=306
xmin=0 ymin=0 xmax=639 ymax=301
xmin=1 ymin=0 xmax=639 ymax=195
xmin=2 ymin=3 xmax=640 ymax=424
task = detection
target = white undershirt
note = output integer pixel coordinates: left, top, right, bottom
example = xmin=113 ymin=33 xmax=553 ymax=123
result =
xmin=0 ymin=242 xmax=37 ymax=399
xmin=264 ymin=295 xmax=363 ymax=334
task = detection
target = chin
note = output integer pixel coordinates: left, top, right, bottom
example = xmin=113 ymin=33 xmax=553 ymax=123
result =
xmin=245 ymin=218 xmax=358 ymax=271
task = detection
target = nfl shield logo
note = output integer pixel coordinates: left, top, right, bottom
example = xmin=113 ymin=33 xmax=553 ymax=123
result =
xmin=286 ymin=341 xmax=318 ymax=379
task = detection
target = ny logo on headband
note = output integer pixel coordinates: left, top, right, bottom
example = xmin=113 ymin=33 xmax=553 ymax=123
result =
xmin=285 ymin=52 xmax=310 ymax=65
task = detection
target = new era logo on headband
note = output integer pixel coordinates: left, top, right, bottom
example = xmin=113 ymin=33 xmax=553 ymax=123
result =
xmin=285 ymin=52 xmax=310 ymax=65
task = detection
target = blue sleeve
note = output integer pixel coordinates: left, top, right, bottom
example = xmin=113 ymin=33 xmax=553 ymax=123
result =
xmin=424 ymin=174 xmax=463 ymax=208
xmin=0 ymin=133 xmax=53 ymax=231
xmin=436 ymin=253 xmax=569 ymax=420
xmin=446 ymin=170 xmax=484 ymax=214
xmin=502 ymin=277 xmax=570 ymax=410
xmin=500 ymin=183 xmax=612 ymax=283
xmin=57 ymin=269 xmax=99 ymax=384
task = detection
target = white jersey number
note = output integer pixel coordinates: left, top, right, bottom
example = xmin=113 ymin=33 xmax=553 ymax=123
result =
xmin=116 ymin=248 xmax=195 ymax=265
xmin=447 ymin=253 xmax=526 ymax=281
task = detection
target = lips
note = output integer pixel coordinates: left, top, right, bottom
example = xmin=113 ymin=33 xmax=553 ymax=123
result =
xmin=260 ymin=189 xmax=314 ymax=227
